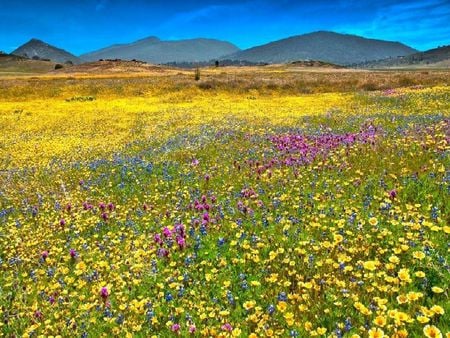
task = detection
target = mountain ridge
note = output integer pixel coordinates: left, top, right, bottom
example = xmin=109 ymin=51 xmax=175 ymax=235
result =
xmin=80 ymin=37 xmax=240 ymax=63
xmin=223 ymin=31 xmax=418 ymax=65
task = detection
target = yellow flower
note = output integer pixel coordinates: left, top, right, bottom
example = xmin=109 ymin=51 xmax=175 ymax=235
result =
xmin=232 ymin=328 xmax=242 ymax=337
xmin=417 ymin=315 xmax=430 ymax=323
xmin=398 ymin=268 xmax=411 ymax=282
xmin=431 ymin=287 xmax=444 ymax=294
xmin=393 ymin=329 xmax=409 ymax=338
xmin=369 ymin=328 xmax=385 ymax=338
xmin=243 ymin=300 xmax=256 ymax=310
xmin=284 ymin=312 xmax=294 ymax=326
xmin=412 ymin=251 xmax=425 ymax=260
xmin=430 ymin=305 xmax=444 ymax=315
xmin=369 ymin=217 xmax=378 ymax=226
xmin=317 ymin=327 xmax=327 ymax=335
xmin=415 ymin=271 xmax=426 ymax=278
xmin=423 ymin=325 xmax=442 ymax=338
xmin=363 ymin=260 xmax=377 ymax=271
xmin=373 ymin=315 xmax=386 ymax=327
xmin=277 ymin=301 xmax=287 ymax=312
xmin=397 ymin=295 xmax=408 ymax=304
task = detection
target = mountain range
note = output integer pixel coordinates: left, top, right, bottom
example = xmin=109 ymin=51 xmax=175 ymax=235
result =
xmin=80 ymin=37 xmax=239 ymax=63
xmin=4 ymin=31 xmax=448 ymax=68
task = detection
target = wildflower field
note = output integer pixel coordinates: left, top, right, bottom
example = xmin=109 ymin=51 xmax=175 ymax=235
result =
xmin=0 ymin=68 xmax=449 ymax=337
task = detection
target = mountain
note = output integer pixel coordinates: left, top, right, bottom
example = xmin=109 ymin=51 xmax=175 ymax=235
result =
xmin=81 ymin=37 xmax=240 ymax=63
xmin=224 ymin=31 xmax=417 ymax=65
xmin=11 ymin=39 xmax=82 ymax=64
xmin=357 ymin=45 xmax=450 ymax=68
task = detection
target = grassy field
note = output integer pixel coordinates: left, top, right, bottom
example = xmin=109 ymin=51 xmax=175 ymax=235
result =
xmin=0 ymin=67 xmax=449 ymax=337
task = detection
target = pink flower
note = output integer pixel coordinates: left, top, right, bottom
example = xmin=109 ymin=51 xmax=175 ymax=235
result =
xmin=41 ymin=251 xmax=49 ymax=260
xmin=222 ymin=323 xmax=233 ymax=331
xmin=70 ymin=249 xmax=77 ymax=258
xmin=189 ymin=325 xmax=196 ymax=333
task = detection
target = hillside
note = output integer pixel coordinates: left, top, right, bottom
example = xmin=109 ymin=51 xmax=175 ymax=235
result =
xmin=224 ymin=31 xmax=417 ymax=65
xmin=357 ymin=45 xmax=450 ymax=68
xmin=81 ymin=37 xmax=240 ymax=63
xmin=11 ymin=39 xmax=82 ymax=64
xmin=0 ymin=53 xmax=57 ymax=73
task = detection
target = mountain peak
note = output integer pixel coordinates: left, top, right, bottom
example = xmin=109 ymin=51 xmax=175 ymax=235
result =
xmin=12 ymin=38 xmax=82 ymax=64
xmin=133 ymin=36 xmax=161 ymax=44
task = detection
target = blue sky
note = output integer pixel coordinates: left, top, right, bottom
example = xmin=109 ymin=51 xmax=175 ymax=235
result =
xmin=1 ymin=0 xmax=449 ymax=54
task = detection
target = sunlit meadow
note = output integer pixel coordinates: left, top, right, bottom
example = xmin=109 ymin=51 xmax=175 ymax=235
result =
xmin=0 ymin=69 xmax=449 ymax=338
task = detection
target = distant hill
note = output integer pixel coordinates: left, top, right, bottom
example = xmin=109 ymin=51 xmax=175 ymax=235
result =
xmin=11 ymin=39 xmax=82 ymax=64
xmin=224 ymin=31 xmax=417 ymax=65
xmin=81 ymin=37 xmax=240 ymax=63
xmin=0 ymin=52 xmax=58 ymax=73
xmin=357 ymin=45 xmax=450 ymax=68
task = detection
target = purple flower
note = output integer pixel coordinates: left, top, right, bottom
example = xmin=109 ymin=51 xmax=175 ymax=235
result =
xmin=154 ymin=234 xmax=163 ymax=245
xmin=59 ymin=219 xmax=66 ymax=226
xmin=100 ymin=287 xmax=109 ymax=300
xmin=171 ymin=323 xmax=180 ymax=333
xmin=177 ymin=237 xmax=186 ymax=249
xmin=189 ymin=325 xmax=196 ymax=334
xmin=389 ymin=189 xmax=397 ymax=200
xmin=70 ymin=249 xmax=77 ymax=258
xmin=163 ymin=227 xmax=172 ymax=238
xmin=41 ymin=251 xmax=49 ymax=260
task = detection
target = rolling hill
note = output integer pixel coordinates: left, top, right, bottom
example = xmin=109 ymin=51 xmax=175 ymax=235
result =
xmin=224 ymin=31 xmax=417 ymax=65
xmin=81 ymin=37 xmax=240 ymax=63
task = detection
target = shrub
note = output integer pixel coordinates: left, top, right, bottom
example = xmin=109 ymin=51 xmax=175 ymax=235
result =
xmin=194 ymin=68 xmax=201 ymax=81
xmin=54 ymin=64 xmax=64 ymax=70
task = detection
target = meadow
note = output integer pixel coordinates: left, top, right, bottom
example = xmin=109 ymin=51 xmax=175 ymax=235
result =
xmin=0 ymin=66 xmax=449 ymax=337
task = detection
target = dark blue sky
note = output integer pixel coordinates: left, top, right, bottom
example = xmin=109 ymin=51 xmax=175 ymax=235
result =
xmin=1 ymin=0 xmax=449 ymax=54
